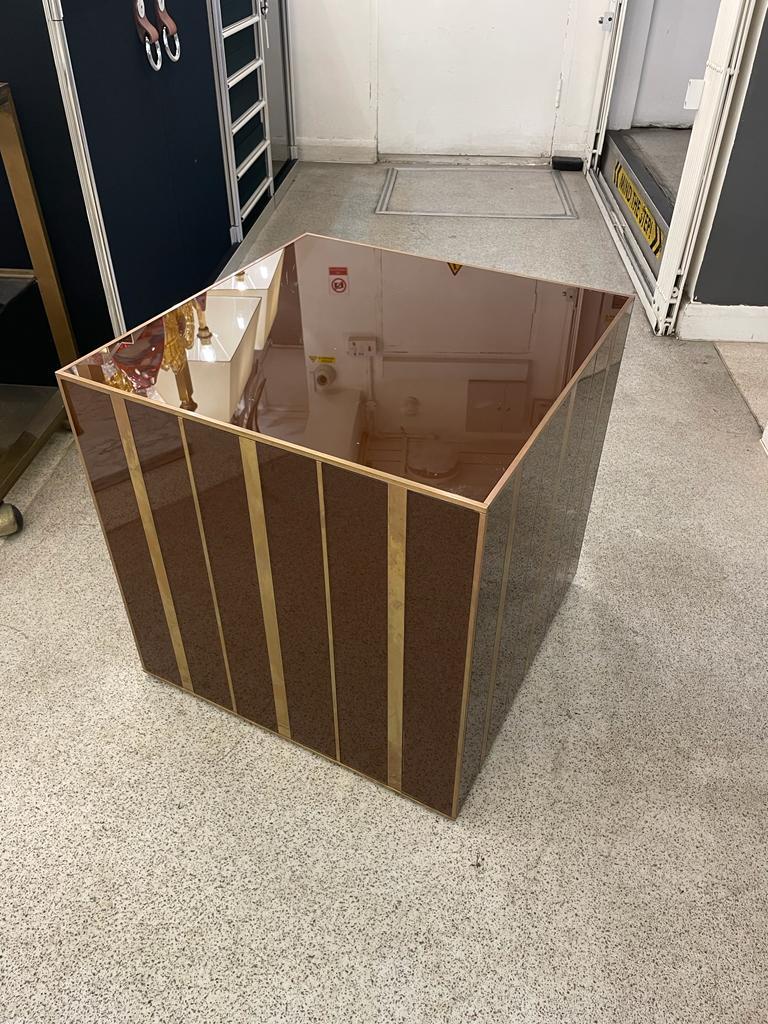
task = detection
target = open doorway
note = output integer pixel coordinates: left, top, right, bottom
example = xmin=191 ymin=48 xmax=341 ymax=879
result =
xmin=600 ymin=0 xmax=721 ymax=278
xmin=586 ymin=0 xmax=757 ymax=335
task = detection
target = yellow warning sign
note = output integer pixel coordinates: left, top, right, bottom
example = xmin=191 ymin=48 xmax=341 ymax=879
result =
xmin=613 ymin=162 xmax=664 ymax=257
xmin=447 ymin=262 xmax=463 ymax=276
xmin=309 ymin=355 xmax=336 ymax=364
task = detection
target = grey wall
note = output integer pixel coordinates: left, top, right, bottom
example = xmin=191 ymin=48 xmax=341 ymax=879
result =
xmin=633 ymin=0 xmax=720 ymax=127
xmin=695 ymin=15 xmax=768 ymax=306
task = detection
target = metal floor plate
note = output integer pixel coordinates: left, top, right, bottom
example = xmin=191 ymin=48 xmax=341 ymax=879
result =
xmin=376 ymin=166 xmax=577 ymax=219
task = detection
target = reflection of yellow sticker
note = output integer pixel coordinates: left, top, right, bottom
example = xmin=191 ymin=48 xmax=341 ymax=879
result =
xmin=447 ymin=262 xmax=463 ymax=276
xmin=613 ymin=161 xmax=664 ymax=257
xmin=309 ymin=356 xmax=336 ymax=364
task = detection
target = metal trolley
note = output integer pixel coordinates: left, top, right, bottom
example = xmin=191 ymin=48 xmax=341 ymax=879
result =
xmin=0 ymin=82 xmax=77 ymax=536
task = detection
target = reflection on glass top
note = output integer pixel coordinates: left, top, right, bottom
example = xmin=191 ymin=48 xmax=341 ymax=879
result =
xmin=65 ymin=235 xmax=630 ymax=501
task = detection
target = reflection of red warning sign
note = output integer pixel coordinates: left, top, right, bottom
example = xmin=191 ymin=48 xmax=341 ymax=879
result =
xmin=329 ymin=266 xmax=349 ymax=295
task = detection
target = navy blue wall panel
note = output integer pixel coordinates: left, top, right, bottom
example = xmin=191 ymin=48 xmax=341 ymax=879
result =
xmin=0 ymin=2 xmax=113 ymax=358
xmin=1 ymin=0 xmax=232 ymax=365
xmin=63 ymin=0 xmax=232 ymax=329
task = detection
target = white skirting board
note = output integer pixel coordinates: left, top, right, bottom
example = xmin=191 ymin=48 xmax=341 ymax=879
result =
xmin=676 ymin=300 xmax=768 ymax=341
xmin=295 ymin=138 xmax=377 ymax=163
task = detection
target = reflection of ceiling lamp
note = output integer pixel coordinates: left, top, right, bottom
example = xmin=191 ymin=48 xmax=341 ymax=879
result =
xmin=235 ymin=271 xmax=247 ymax=292
xmin=196 ymin=299 xmax=218 ymax=363
xmin=200 ymin=338 xmax=217 ymax=363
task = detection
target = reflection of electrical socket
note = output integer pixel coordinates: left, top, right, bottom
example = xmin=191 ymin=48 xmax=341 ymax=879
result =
xmin=347 ymin=335 xmax=378 ymax=357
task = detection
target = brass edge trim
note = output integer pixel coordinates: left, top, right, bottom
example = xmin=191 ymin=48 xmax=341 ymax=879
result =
xmin=238 ymin=234 xmax=633 ymax=312
xmin=143 ymin=666 xmax=456 ymax=820
xmin=484 ymin=306 xmax=632 ymax=507
xmin=178 ymin=419 xmax=238 ymax=715
xmin=561 ymin=316 xmax=620 ymax=580
xmin=55 ymin=234 xmax=633 ymax=378
xmin=387 ymin=484 xmax=407 ymax=792
xmin=110 ymin=395 xmax=193 ymax=691
xmin=59 ymin=384 xmax=146 ymax=663
xmin=451 ymin=511 xmax=488 ymax=818
xmin=316 ymin=462 xmax=341 ymax=762
xmin=522 ymin=388 xmax=577 ymax=676
xmin=54 ymin=373 xmax=485 ymax=514
xmin=239 ymin=436 xmax=291 ymax=738
xmin=480 ymin=472 xmax=522 ymax=761
xmin=56 ymin=222 xmax=632 ymax=516
xmin=544 ymin=348 xmax=602 ymax=623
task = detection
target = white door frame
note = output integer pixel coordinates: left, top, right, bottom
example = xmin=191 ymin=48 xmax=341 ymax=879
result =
xmin=584 ymin=0 xmax=759 ymax=335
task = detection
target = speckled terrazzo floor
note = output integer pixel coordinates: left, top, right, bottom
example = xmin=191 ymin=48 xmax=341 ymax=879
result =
xmin=2 ymin=165 xmax=768 ymax=1024
xmin=715 ymin=341 xmax=768 ymax=429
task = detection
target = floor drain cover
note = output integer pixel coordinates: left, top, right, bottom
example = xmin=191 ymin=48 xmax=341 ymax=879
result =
xmin=376 ymin=166 xmax=577 ymax=220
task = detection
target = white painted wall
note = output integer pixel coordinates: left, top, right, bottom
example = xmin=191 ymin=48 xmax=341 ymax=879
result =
xmin=633 ymin=0 xmax=721 ymax=127
xmin=378 ymin=0 xmax=567 ymax=157
xmin=552 ymin=0 xmax=619 ymax=156
xmin=287 ymin=0 xmax=615 ymax=161
xmin=287 ymin=0 xmax=378 ymax=162
xmin=608 ymin=0 xmax=656 ymax=130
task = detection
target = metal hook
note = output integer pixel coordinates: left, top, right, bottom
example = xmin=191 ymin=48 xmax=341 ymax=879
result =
xmin=162 ymin=25 xmax=181 ymax=62
xmin=135 ymin=1 xmax=162 ymax=70
xmin=155 ymin=0 xmax=181 ymax=63
xmin=145 ymin=34 xmax=163 ymax=71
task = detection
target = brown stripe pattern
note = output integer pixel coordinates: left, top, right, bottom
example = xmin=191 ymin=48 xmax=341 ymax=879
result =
xmin=60 ymin=306 xmax=628 ymax=818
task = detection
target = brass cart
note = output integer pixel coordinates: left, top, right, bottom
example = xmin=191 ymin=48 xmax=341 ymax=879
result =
xmin=0 ymin=82 xmax=77 ymax=535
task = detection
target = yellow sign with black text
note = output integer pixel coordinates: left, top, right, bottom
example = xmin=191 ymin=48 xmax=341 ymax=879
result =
xmin=613 ymin=161 xmax=664 ymax=258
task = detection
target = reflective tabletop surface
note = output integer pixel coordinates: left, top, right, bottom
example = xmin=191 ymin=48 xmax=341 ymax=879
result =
xmin=64 ymin=235 xmax=630 ymax=502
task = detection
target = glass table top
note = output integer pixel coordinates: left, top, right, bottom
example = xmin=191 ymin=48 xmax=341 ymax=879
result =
xmin=63 ymin=234 xmax=630 ymax=502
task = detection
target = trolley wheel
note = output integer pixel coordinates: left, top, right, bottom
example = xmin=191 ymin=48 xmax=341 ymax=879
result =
xmin=0 ymin=502 xmax=23 ymax=537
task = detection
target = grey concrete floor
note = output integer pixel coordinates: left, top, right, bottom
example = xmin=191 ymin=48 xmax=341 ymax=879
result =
xmin=2 ymin=164 xmax=768 ymax=1024
xmin=623 ymin=128 xmax=691 ymax=203
xmin=716 ymin=341 xmax=768 ymax=429
xmin=378 ymin=166 xmax=574 ymax=218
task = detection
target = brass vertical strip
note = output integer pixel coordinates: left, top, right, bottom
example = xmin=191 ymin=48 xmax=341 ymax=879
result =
xmin=239 ymin=437 xmax=291 ymax=738
xmin=451 ymin=513 xmax=488 ymax=818
xmin=110 ymin=395 xmax=193 ymax=691
xmin=178 ymin=420 xmax=238 ymax=715
xmin=480 ymin=472 xmax=522 ymax=760
xmin=387 ymin=485 xmax=407 ymax=791
xmin=523 ymin=388 xmax=576 ymax=675
xmin=316 ymin=462 xmax=341 ymax=762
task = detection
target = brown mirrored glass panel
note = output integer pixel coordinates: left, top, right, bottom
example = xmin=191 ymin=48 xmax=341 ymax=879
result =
xmin=64 ymin=235 xmax=630 ymax=503
xmin=60 ymin=234 xmax=632 ymax=818
xmin=61 ymin=381 xmax=181 ymax=686
xmin=457 ymin=307 xmax=632 ymax=805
